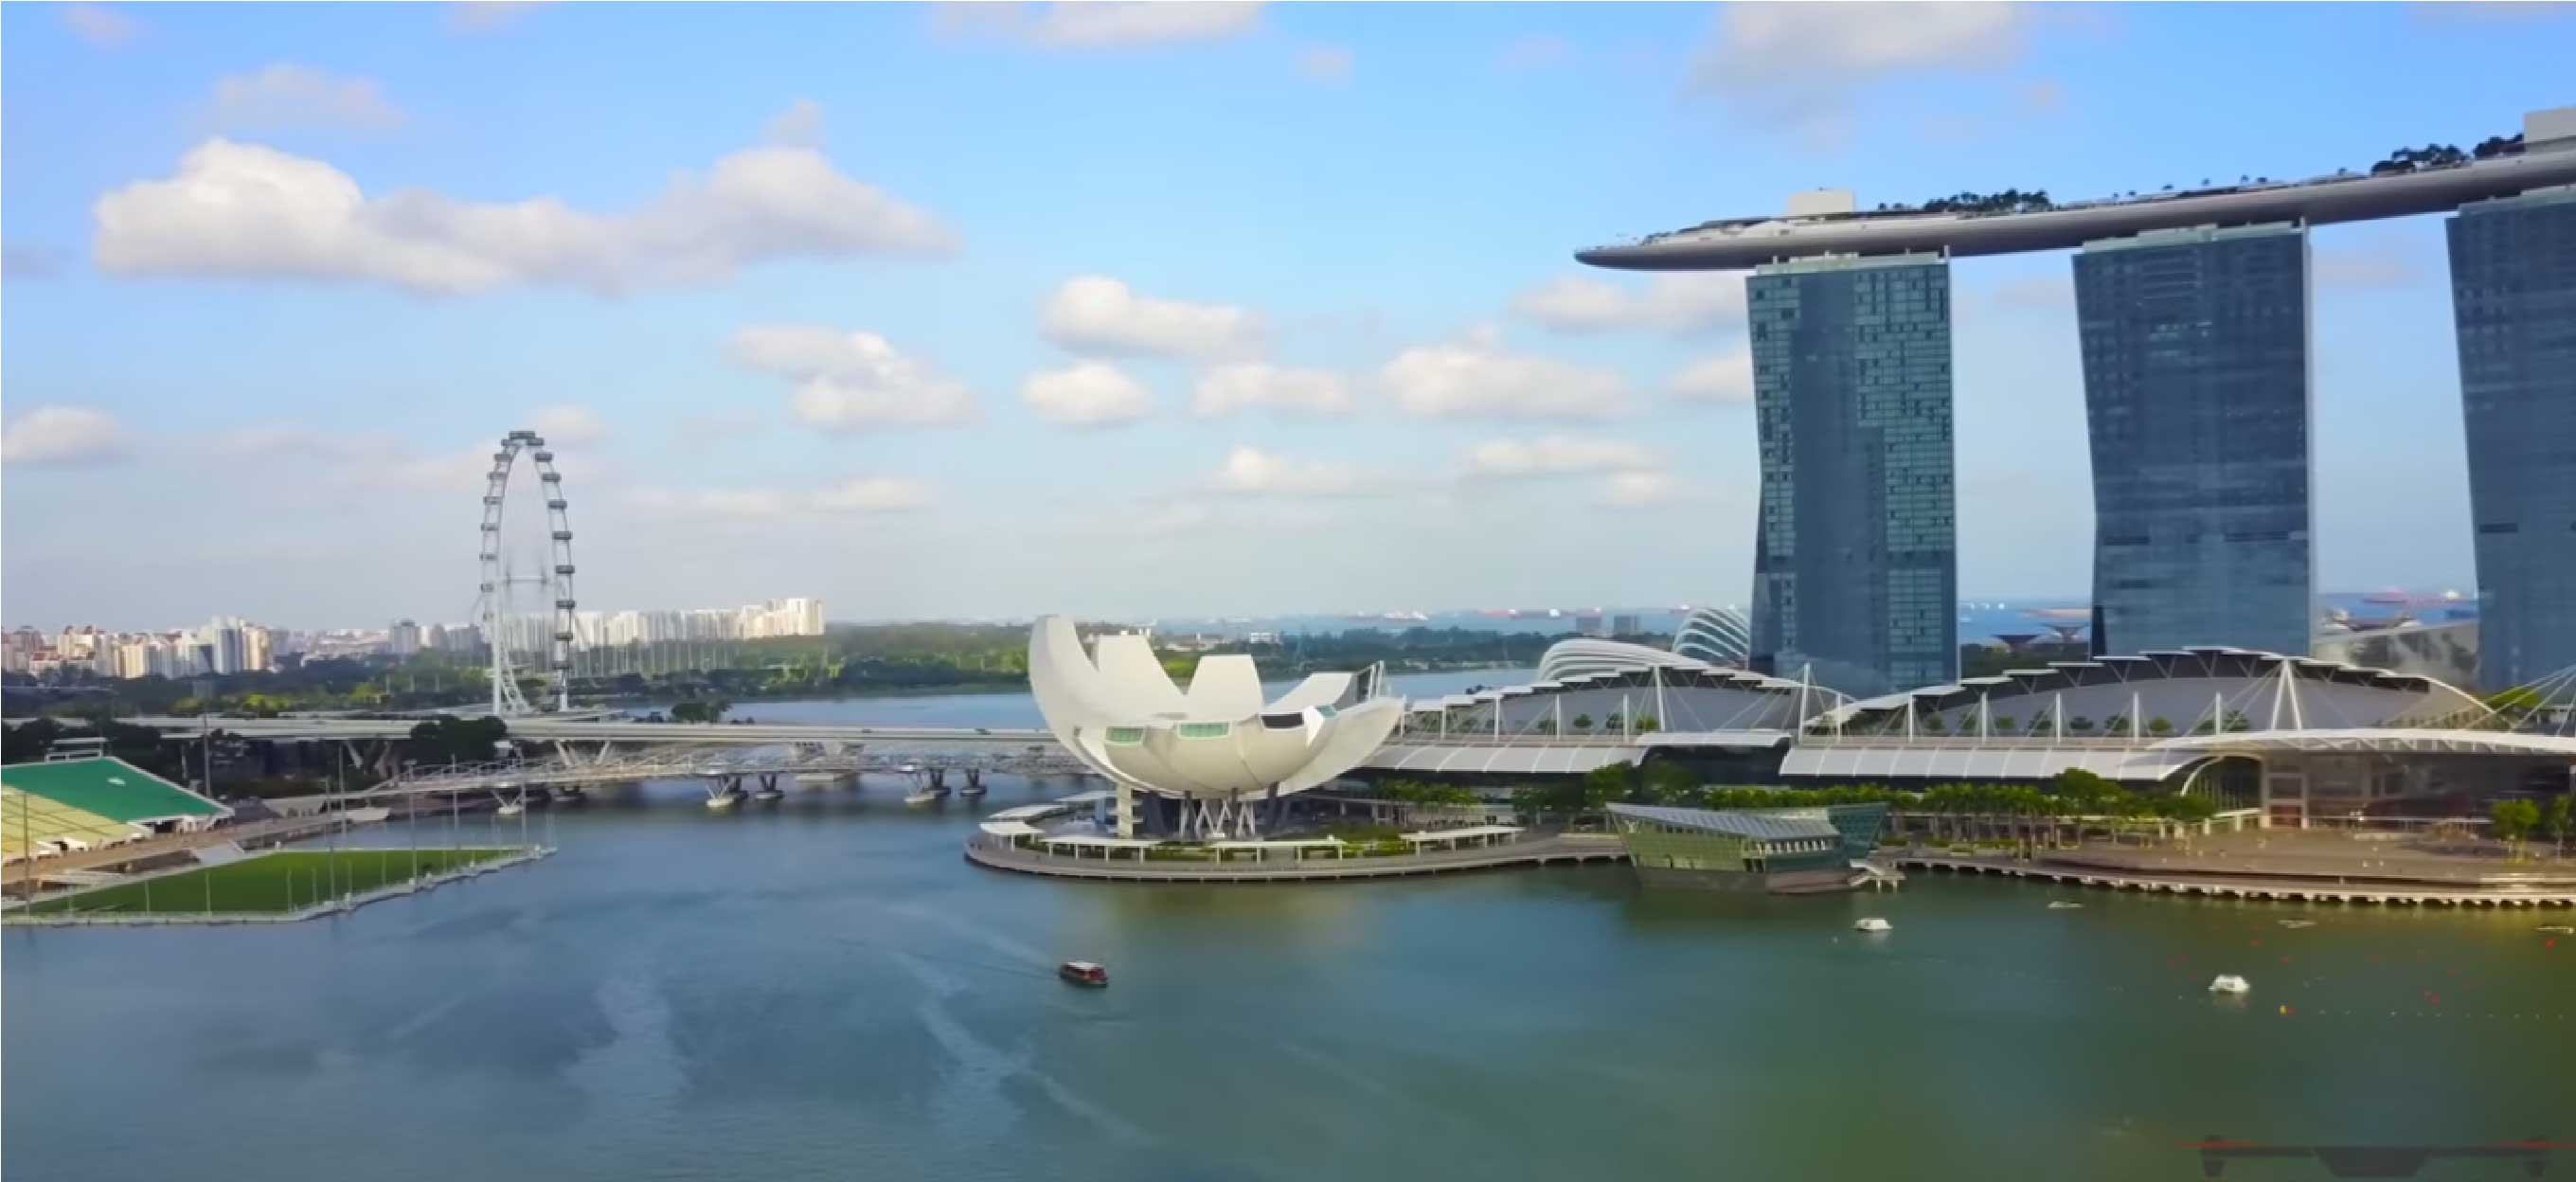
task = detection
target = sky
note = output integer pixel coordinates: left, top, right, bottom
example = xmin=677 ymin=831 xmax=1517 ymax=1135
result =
xmin=4 ymin=1 xmax=2572 ymax=631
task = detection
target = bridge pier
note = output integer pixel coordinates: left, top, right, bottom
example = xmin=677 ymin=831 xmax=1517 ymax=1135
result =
xmin=927 ymin=768 xmax=948 ymax=794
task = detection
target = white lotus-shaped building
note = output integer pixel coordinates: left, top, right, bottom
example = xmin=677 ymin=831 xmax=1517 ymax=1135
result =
xmin=1029 ymin=616 xmax=1404 ymax=838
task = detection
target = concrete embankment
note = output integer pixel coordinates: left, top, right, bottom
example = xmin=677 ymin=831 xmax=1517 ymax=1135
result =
xmin=966 ymin=834 xmax=1627 ymax=883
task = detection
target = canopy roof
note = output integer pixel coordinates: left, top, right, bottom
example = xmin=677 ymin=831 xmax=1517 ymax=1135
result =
xmin=1037 ymin=833 xmax=1165 ymax=850
xmin=1607 ymin=803 xmax=1840 ymax=842
xmin=1400 ymin=824 xmax=1523 ymax=843
xmin=0 ymin=758 xmax=226 ymax=823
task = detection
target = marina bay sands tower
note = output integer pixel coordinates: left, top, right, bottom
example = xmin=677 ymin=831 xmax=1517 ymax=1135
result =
xmin=1579 ymin=106 xmax=2576 ymax=693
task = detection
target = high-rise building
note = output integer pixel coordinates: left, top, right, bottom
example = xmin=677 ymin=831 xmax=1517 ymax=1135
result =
xmin=388 ymin=619 xmax=422 ymax=657
xmin=201 ymin=617 xmax=250 ymax=674
xmin=2448 ymin=185 xmax=2576 ymax=690
xmin=1746 ymin=253 xmax=1957 ymax=696
xmin=2075 ymin=223 xmax=2313 ymax=658
xmin=242 ymin=624 xmax=273 ymax=673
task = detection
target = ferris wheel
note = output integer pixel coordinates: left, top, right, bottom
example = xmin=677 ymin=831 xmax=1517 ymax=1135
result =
xmin=478 ymin=429 xmax=577 ymax=715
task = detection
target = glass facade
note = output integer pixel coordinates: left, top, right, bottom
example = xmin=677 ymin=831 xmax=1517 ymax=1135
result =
xmin=1747 ymin=255 xmax=1957 ymax=698
xmin=2074 ymin=224 xmax=2313 ymax=658
xmin=2448 ymin=189 xmax=2576 ymax=690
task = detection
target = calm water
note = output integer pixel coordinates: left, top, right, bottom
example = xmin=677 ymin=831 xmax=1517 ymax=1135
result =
xmin=7 ymin=687 xmax=2569 ymax=1181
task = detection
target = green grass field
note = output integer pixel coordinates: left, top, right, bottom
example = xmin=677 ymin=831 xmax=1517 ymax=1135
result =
xmin=25 ymin=848 xmax=518 ymax=916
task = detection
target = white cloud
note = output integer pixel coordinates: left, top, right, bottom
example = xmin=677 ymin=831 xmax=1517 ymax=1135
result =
xmin=1669 ymin=348 xmax=1754 ymax=405
xmin=1510 ymin=272 xmax=1745 ymax=335
xmin=1206 ymin=446 xmax=1399 ymax=498
xmin=763 ymin=98 xmax=827 ymax=148
xmin=1190 ymin=363 xmax=1353 ymax=418
xmin=812 ymin=476 xmax=934 ymax=513
xmin=1039 ymin=275 xmax=1264 ymax=360
xmin=2 ymin=406 xmax=131 ymax=466
xmin=1497 ymin=34 xmax=1572 ymax=71
xmin=209 ymin=64 xmax=405 ymax=134
xmin=624 ymin=486 xmax=794 ymax=520
xmin=628 ymin=476 xmax=933 ymax=519
xmin=93 ymin=138 xmax=957 ymax=296
xmin=1297 ymin=45 xmax=1354 ymax=83
xmin=937 ymin=2 xmax=1263 ymax=49
xmin=1459 ymin=437 xmax=1659 ymax=479
xmin=206 ymin=427 xmax=508 ymax=492
xmin=1595 ymin=471 xmax=1690 ymax=508
xmin=63 ymin=4 xmax=139 ymax=47
xmin=447 ymin=2 xmax=548 ymax=32
xmin=729 ymin=325 xmax=976 ymax=432
xmin=1022 ymin=361 xmax=1154 ymax=428
xmin=207 ymin=422 xmax=375 ymax=460
xmin=1377 ymin=326 xmax=1628 ymax=421
xmin=352 ymin=446 xmax=494 ymax=492
xmin=1690 ymin=2 xmax=2032 ymax=146
xmin=529 ymin=405 xmax=608 ymax=444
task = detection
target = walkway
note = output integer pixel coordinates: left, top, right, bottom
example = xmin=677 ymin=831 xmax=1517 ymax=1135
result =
xmin=1893 ymin=853 xmax=2576 ymax=907
xmin=965 ymin=833 xmax=1628 ymax=883
xmin=5 ymin=814 xmax=366 ymax=892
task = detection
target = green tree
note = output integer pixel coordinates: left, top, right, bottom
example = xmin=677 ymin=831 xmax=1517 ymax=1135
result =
xmin=2066 ymin=716 xmax=2095 ymax=734
xmin=1581 ymin=761 xmax=1635 ymax=811
xmin=406 ymin=715 xmax=510 ymax=766
xmin=2 ymin=716 xmax=62 ymax=762
xmin=2544 ymin=795 xmax=2573 ymax=857
xmin=1571 ymin=713 xmax=1593 ymax=732
xmin=670 ymin=699 xmax=733 ymax=725
xmin=2491 ymin=797 xmax=2542 ymax=857
xmin=1640 ymin=761 xmax=1698 ymax=805
xmin=2147 ymin=716 xmax=2174 ymax=737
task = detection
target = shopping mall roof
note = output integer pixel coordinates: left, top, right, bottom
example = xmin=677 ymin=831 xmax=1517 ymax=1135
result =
xmin=0 ymin=758 xmax=227 ymax=824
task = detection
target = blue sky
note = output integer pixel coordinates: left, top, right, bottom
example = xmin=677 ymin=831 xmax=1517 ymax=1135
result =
xmin=4 ymin=1 xmax=2571 ymax=630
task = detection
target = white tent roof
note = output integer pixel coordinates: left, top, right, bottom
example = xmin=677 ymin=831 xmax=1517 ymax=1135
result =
xmin=1205 ymin=837 xmax=1346 ymax=850
xmin=979 ymin=820 xmax=1046 ymax=837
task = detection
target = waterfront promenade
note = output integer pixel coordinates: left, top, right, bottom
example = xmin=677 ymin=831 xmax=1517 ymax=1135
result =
xmin=965 ymin=833 xmax=1629 ymax=882
xmin=1895 ymin=846 xmax=2576 ymax=908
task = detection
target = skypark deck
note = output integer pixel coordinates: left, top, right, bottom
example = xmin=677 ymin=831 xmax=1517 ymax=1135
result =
xmin=1578 ymin=146 xmax=2576 ymax=271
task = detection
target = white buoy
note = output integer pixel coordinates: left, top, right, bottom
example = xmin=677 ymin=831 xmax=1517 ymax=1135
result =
xmin=2209 ymin=975 xmax=2251 ymax=995
xmin=1852 ymin=917 xmax=1892 ymax=933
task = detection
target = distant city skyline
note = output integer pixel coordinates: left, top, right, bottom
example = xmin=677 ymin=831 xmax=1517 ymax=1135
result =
xmin=5 ymin=4 xmax=2569 ymax=624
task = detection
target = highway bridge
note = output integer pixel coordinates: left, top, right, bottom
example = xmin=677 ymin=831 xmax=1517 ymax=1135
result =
xmin=104 ymin=715 xmax=1056 ymax=748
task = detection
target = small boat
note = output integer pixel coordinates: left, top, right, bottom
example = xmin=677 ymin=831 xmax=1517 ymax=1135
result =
xmin=2048 ymin=901 xmax=2084 ymax=910
xmin=1852 ymin=917 xmax=1892 ymax=933
xmin=496 ymin=803 xmax=525 ymax=817
xmin=2278 ymin=919 xmax=2317 ymax=929
xmin=903 ymin=789 xmax=940 ymax=806
xmin=2538 ymin=924 xmax=2574 ymax=935
xmin=1058 ymin=960 xmax=1109 ymax=988
xmin=705 ymin=793 xmax=742 ymax=811
xmin=2209 ymin=975 xmax=2251 ymax=995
